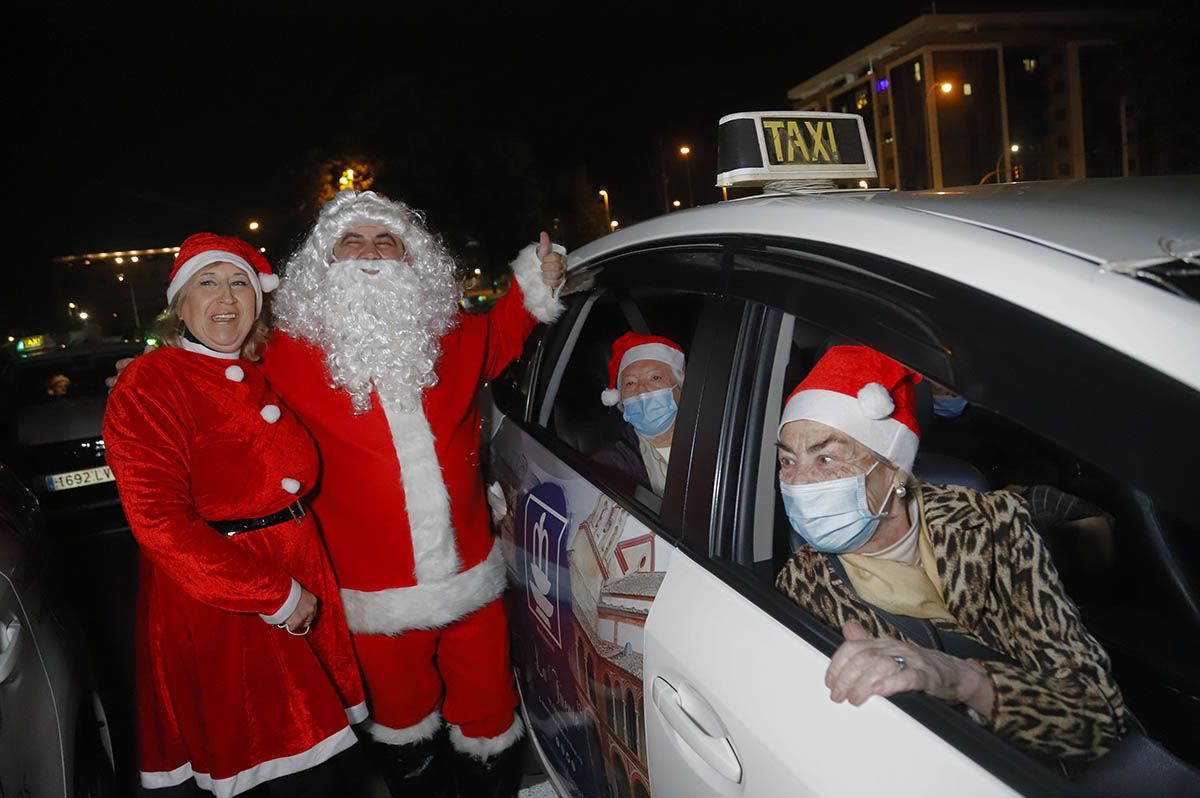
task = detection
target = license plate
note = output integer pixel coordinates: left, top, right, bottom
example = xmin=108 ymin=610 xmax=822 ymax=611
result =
xmin=45 ymin=466 xmax=114 ymax=492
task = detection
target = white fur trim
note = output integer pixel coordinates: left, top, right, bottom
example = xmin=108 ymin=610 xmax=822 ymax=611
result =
xmin=225 ymin=365 xmax=244 ymax=382
xmin=363 ymin=710 xmax=443 ymax=745
xmin=857 ymin=382 xmax=894 ymax=419
xmin=345 ymin=702 xmax=369 ymax=725
xmin=380 ymin=399 xmax=461 ymax=584
xmin=260 ymin=404 xmax=281 ymax=424
xmin=340 ymin=540 xmax=507 ymax=634
xmin=259 ymin=273 xmax=279 ymax=292
xmin=510 ymin=242 xmax=566 ymax=323
xmin=617 ymin=343 xmax=686 ymax=386
xmin=139 ymin=725 xmax=356 ymax=798
xmin=259 ymin=578 xmax=301 ymax=625
xmin=600 ymin=388 xmax=621 ymax=406
xmin=167 ymin=249 xmax=265 ymax=313
xmin=449 ymin=713 xmax=525 ymax=761
xmin=780 ymin=388 xmax=918 ymax=474
xmin=281 ymin=477 xmax=301 ymax=494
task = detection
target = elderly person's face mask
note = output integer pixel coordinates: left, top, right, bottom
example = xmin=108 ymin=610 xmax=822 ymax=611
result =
xmin=777 ymin=420 xmax=900 ymax=553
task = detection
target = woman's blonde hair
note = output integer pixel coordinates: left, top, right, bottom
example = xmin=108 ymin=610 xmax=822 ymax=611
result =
xmin=153 ymin=271 xmax=272 ymax=362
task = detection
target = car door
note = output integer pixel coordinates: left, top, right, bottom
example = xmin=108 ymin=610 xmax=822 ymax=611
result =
xmin=0 ymin=463 xmax=71 ymax=797
xmin=640 ymin=239 xmax=1108 ymax=797
xmin=488 ymin=245 xmax=726 ymax=798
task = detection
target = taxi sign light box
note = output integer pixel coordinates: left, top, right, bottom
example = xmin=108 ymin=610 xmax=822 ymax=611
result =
xmin=717 ymin=111 xmax=877 ymax=187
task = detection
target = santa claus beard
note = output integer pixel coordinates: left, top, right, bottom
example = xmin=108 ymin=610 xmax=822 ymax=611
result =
xmin=276 ymin=258 xmax=459 ymax=413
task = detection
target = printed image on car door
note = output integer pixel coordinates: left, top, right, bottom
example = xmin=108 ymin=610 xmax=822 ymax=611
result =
xmin=491 ymin=432 xmax=664 ymax=798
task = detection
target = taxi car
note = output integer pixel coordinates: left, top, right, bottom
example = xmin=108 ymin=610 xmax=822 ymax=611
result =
xmin=485 ymin=112 xmax=1200 ymax=797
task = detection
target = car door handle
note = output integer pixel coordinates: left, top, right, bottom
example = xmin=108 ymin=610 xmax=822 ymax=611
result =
xmin=652 ymin=676 xmax=742 ymax=784
xmin=0 ymin=619 xmax=23 ymax=684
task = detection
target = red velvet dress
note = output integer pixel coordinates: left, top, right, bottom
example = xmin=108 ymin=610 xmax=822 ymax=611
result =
xmin=103 ymin=345 xmax=365 ymax=797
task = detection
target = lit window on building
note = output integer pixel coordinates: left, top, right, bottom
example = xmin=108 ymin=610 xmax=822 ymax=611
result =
xmin=856 ymin=88 xmax=869 ymax=110
xmin=914 ymin=61 xmax=922 ymax=82
xmin=963 ymin=83 xmax=973 ymax=96
xmin=1023 ymin=57 xmax=1038 ymax=73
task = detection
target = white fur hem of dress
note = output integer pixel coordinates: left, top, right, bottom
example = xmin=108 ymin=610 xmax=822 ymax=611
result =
xmin=138 ymin=725 xmax=356 ymax=797
xmin=510 ymin=242 xmax=566 ymax=324
xmin=340 ymin=540 xmax=507 ymax=634
xmin=450 ymin=713 xmax=525 ymax=760
xmin=363 ymin=709 xmax=443 ymax=745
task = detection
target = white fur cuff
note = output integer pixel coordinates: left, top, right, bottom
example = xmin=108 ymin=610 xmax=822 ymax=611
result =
xmin=510 ymin=242 xmax=566 ymax=324
xmin=449 ymin=713 xmax=525 ymax=760
xmin=363 ymin=710 xmax=443 ymax=745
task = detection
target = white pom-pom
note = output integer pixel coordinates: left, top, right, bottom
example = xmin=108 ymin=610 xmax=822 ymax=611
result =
xmin=281 ymin=478 xmax=301 ymax=494
xmin=224 ymin=365 xmax=244 ymax=382
xmin=260 ymin=404 xmax=281 ymax=424
xmin=857 ymin=382 xmax=894 ymax=419
xmin=600 ymin=388 xmax=621 ymax=407
xmin=259 ymin=273 xmax=280 ymax=292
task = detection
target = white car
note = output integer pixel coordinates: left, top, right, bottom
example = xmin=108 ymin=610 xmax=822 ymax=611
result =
xmin=486 ymin=113 xmax=1200 ymax=798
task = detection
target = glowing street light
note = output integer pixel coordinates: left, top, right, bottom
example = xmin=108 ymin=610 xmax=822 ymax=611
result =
xmin=248 ymin=220 xmax=261 ymax=231
xmin=672 ymin=200 xmax=681 ymax=208
xmin=130 ymin=255 xmax=139 ymax=263
xmin=1010 ymin=143 xmax=1020 ymax=153
xmin=68 ymin=301 xmax=77 ymax=309
xmin=115 ymin=257 xmax=125 ymax=264
xmin=610 ymin=220 xmax=620 ymax=230
xmin=117 ymin=273 xmax=125 ymax=282
xmin=598 ymin=189 xmax=611 ymax=229
xmin=679 ymin=145 xmax=694 ymax=207
xmin=78 ymin=311 xmax=90 ymax=321
xmin=940 ymin=81 xmax=953 ymax=94
xmin=473 ymin=268 xmax=482 ymax=275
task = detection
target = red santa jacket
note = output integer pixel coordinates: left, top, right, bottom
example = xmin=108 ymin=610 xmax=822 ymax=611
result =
xmin=260 ymin=248 xmax=562 ymax=635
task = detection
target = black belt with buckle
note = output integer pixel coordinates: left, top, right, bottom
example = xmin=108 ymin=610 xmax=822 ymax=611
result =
xmin=209 ymin=500 xmax=306 ymax=537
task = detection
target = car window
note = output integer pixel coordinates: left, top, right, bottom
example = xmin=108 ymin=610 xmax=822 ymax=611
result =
xmin=689 ymin=229 xmax=1200 ymax=786
xmin=536 ymin=287 xmax=704 ymax=513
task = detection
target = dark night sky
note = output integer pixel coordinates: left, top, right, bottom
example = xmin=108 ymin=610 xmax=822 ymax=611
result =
xmin=2 ymin=0 xmax=1187 ymax=333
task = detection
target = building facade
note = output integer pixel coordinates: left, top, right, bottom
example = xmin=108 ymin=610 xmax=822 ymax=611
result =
xmin=788 ymin=11 xmax=1158 ymax=190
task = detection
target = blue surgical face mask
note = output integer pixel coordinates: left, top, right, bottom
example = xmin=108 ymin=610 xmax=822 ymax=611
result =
xmin=932 ymin=393 xmax=969 ymax=418
xmin=622 ymin=387 xmax=678 ymax=438
xmin=779 ymin=462 xmax=895 ymax=554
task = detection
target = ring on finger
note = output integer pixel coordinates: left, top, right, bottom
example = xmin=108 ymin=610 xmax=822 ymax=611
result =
xmin=891 ymin=654 xmax=907 ymax=672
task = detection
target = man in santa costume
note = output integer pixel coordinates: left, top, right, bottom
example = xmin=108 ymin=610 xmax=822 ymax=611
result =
xmin=593 ymin=332 xmax=686 ymax=496
xmin=257 ymin=190 xmax=565 ymax=796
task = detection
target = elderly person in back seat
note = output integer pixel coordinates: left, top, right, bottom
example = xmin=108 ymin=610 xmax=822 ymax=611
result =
xmin=592 ymin=333 xmax=685 ymax=496
xmin=774 ymin=345 xmax=1125 ymax=762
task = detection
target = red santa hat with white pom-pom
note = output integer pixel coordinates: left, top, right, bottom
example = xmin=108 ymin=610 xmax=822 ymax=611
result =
xmin=166 ymin=232 xmax=279 ymax=313
xmin=779 ymin=345 xmax=922 ymax=473
xmin=600 ymin=332 xmax=686 ymax=407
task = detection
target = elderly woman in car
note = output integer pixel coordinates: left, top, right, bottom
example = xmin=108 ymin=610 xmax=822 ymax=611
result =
xmin=593 ymin=332 xmax=686 ymax=496
xmin=103 ymin=234 xmax=365 ymax=796
xmin=774 ymin=345 xmax=1124 ymax=762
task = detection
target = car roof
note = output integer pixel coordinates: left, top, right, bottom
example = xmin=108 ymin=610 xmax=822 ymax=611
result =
xmin=566 ymin=176 xmax=1200 ymax=394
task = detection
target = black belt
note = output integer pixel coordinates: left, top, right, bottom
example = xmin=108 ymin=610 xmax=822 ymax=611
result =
xmin=209 ymin=500 xmax=306 ymax=537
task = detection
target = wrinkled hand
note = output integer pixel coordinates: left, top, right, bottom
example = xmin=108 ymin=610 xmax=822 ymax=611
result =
xmin=536 ymin=231 xmax=566 ymax=290
xmin=825 ymin=622 xmax=994 ymax=717
xmin=281 ymin=588 xmax=318 ymax=634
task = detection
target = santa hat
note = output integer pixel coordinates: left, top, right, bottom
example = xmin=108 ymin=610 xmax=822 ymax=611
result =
xmin=779 ymin=346 xmax=922 ymax=473
xmin=166 ymin=233 xmax=279 ymax=313
xmin=600 ymin=332 xmax=686 ymax=407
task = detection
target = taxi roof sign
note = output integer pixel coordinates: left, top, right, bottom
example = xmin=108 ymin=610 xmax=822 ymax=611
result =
xmin=717 ymin=111 xmax=877 ymax=187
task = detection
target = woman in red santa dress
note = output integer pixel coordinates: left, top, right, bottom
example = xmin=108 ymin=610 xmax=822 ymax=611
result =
xmin=103 ymin=233 xmax=366 ymax=798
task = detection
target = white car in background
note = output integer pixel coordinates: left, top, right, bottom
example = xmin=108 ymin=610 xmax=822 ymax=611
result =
xmin=485 ymin=112 xmax=1200 ymax=798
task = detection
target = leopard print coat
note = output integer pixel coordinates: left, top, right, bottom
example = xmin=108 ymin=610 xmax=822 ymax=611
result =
xmin=775 ymin=482 xmax=1125 ymax=761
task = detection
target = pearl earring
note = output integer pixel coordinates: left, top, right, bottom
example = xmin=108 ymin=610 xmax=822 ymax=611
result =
xmin=895 ymin=485 xmax=907 ymax=498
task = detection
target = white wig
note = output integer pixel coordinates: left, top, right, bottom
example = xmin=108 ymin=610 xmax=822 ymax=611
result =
xmin=274 ymin=190 xmax=460 ymax=413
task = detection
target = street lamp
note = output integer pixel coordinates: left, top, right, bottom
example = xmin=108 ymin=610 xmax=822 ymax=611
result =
xmin=248 ymin=220 xmax=261 ymax=232
xmin=610 ymin=220 xmax=620 ymax=231
xmin=598 ymin=189 xmax=611 ymax=229
xmin=679 ymin=146 xmax=694 ymax=207
xmin=672 ymin=200 xmax=681 ymax=209
xmin=925 ymin=80 xmax=956 ymax=188
xmin=78 ymin=311 xmax=89 ymax=321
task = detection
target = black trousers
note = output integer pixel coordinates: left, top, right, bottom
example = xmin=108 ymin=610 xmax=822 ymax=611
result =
xmin=140 ymin=745 xmax=367 ymax=798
